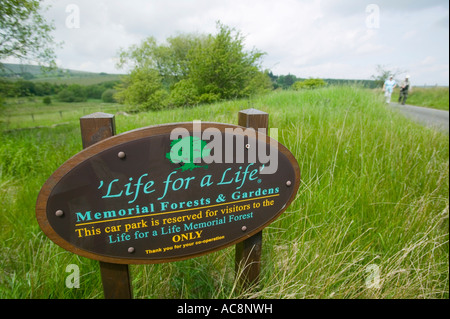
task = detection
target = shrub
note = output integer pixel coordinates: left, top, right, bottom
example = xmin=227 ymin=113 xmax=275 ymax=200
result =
xmin=57 ymin=84 xmax=87 ymax=102
xmin=168 ymin=79 xmax=199 ymax=107
xmin=198 ymin=92 xmax=221 ymax=104
xmin=101 ymin=89 xmax=117 ymax=103
xmin=43 ymin=96 xmax=52 ymax=105
xmin=292 ymin=78 xmax=327 ymax=90
xmin=115 ymin=68 xmax=168 ymax=112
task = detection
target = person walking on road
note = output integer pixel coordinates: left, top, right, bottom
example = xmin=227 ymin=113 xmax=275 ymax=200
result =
xmin=383 ymin=75 xmax=397 ymax=104
xmin=398 ymin=75 xmax=411 ymax=105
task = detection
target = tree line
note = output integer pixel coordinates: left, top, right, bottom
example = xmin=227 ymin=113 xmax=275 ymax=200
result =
xmin=0 ymin=72 xmax=377 ymax=108
xmin=0 ymin=79 xmax=119 ymax=103
xmin=268 ymin=72 xmax=377 ymax=90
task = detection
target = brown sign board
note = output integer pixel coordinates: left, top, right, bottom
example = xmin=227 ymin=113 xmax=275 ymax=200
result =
xmin=36 ymin=122 xmax=300 ymax=264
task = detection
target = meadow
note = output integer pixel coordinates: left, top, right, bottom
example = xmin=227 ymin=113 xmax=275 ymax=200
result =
xmin=1 ymin=98 xmax=123 ymax=131
xmin=0 ymin=86 xmax=448 ymax=299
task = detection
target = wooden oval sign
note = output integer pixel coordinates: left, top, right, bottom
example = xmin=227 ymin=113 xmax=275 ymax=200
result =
xmin=36 ymin=122 xmax=300 ymax=264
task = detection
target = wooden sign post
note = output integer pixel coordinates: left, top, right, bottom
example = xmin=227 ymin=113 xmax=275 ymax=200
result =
xmin=235 ymin=109 xmax=269 ymax=290
xmin=36 ymin=109 xmax=300 ymax=299
xmin=79 ymin=112 xmax=133 ymax=299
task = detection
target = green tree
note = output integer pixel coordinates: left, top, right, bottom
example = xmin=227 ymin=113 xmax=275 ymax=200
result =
xmin=117 ymin=34 xmax=199 ymax=88
xmin=157 ymin=34 xmax=200 ymax=86
xmin=277 ymin=74 xmax=297 ymax=89
xmin=116 ymin=22 xmax=269 ymax=110
xmin=188 ymin=22 xmax=266 ymax=100
xmin=242 ymin=69 xmax=274 ymax=96
xmin=42 ymin=96 xmax=51 ymax=105
xmin=14 ymin=79 xmax=36 ymax=96
xmin=101 ymin=89 xmax=117 ymax=103
xmin=168 ymin=79 xmax=199 ymax=107
xmin=371 ymin=65 xmax=406 ymax=88
xmin=0 ymin=0 xmax=58 ymax=69
xmin=114 ymin=68 xmax=168 ymax=112
xmin=57 ymin=84 xmax=87 ymax=102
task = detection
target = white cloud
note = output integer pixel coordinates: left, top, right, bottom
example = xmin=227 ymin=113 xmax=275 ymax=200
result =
xmin=35 ymin=0 xmax=448 ymax=85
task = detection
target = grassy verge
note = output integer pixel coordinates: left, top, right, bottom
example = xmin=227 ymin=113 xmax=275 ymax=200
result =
xmin=391 ymin=87 xmax=449 ymax=111
xmin=0 ymin=87 xmax=448 ymax=298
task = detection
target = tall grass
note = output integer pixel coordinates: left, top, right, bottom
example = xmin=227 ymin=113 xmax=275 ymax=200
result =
xmin=0 ymin=87 xmax=448 ymax=298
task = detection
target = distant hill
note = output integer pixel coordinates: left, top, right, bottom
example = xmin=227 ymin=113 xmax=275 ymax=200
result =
xmin=0 ymin=63 xmax=96 ymax=77
xmin=0 ymin=63 xmax=123 ymax=85
xmin=267 ymin=72 xmax=378 ymax=89
xmin=1 ymin=63 xmax=378 ymax=88
xmin=322 ymin=78 xmax=378 ymax=88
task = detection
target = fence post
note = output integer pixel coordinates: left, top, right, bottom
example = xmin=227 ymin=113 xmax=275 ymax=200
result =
xmin=79 ymin=112 xmax=133 ymax=299
xmin=235 ymin=108 xmax=269 ymax=291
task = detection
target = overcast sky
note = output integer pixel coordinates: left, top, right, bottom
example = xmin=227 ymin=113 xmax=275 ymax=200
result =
xmin=36 ymin=0 xmax=450 ymax=85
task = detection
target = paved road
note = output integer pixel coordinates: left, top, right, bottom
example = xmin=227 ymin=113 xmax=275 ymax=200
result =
xmin=390 ymin=103 xmax=449 ymax=133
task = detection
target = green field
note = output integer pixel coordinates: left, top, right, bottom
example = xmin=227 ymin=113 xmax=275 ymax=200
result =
xmin=0 ymin=86 xmax=448 ymax=299
xmin=30 ymin=74 xmax=122 ymax=86
xmin=1 ymin=98 xmax=125 ymax=130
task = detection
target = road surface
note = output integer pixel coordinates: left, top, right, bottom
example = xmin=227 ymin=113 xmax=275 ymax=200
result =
xmin=390 ymin=103 xmax=449 ymax=133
